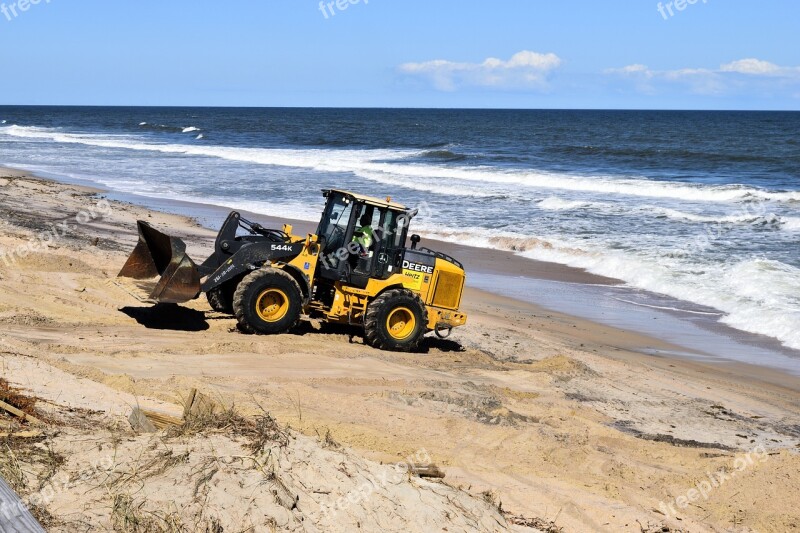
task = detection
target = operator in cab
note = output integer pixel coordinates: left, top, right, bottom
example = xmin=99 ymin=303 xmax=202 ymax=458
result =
xmin=352 ymin=212 xmax=374 ymax=257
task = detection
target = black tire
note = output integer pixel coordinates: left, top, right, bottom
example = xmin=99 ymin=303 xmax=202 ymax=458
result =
xmin=364 ymin=289 xmax=428 ymax=352
xmin=206 ymin=280 xmax=237 ymax=314
xmin=233 ymin=268 xmax=302 ymax=335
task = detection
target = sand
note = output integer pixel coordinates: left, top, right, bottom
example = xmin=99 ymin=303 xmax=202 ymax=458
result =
xmin=1 ymin=169 xmax=799 ymax=532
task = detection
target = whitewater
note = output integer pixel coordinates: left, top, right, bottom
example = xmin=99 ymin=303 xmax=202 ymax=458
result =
xmin=1 ymin=112 xmax=798 ymax=354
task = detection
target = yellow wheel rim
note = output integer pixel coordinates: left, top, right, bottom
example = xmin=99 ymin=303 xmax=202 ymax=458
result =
xmin=255 ymin=288 xmax=289 ymax=323
xmin=386 ymin=307 xmax=416 ymax=340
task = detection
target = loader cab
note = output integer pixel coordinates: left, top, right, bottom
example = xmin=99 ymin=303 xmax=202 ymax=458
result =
xmin=316 ymin=190 xmax=411 ymax=288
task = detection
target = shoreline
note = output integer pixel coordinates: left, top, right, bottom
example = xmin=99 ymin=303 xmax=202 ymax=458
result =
xmin=2 ymin=167 xmax=800 ymax=532
xmin=14 ymin=163 xmax=800 ymax=378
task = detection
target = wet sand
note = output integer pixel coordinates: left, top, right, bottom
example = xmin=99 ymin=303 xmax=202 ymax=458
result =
xmin=82 ymin=171 xmax=800 ymax=378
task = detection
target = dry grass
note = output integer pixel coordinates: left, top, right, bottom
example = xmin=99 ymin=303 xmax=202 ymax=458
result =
xmin=111 ymin=493 xmax=187 ymax=533
xmin=166 ymin=404 xmax=289 ymax=452
xmin=0 ymin=439 xmax=63 ymax=490
xmin=167 ymin=405 xmax=248 ymax=438
xmin=142 ymin=449 xmax=191 ymax=479
xmin=0 ymin=439 xmax=66 ymax=529
xmin=0 ymin=377 xmax=37 ymax=416
xmin=192 ymin=458 xmax=219 ymax=498
xmin=246 ymin=412 xmax=289 ymax=452
xmin=315 ymin=427 xmax=341 ymax=450
xmin=483 ymin=493 xmax=565 ymax=532
xmin=0 ymin=393 xmax=288 ymax=532
xmin=0 ymin=442 xmax=26 ymax=489
xmin=36 ymin=444 xmax=65 ymax=490
xmin=506 ymin=514 xmax=564 ymax=533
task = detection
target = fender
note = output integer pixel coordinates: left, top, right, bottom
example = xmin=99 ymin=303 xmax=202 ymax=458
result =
xmin=280 ymin=263 xmax=312 ymax=302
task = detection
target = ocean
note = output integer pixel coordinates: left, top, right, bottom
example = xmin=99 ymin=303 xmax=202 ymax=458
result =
xmin=1 ymin=106 xmax=798 ymax=353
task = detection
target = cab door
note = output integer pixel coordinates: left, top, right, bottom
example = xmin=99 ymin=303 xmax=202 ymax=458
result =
xmin=372 ymin=209 xmax=408 ymax=280
xmin=316 ymin=193 xmax=357 ymax=282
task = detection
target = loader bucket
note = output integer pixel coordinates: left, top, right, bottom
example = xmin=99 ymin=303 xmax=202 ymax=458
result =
xmin=118 ymin=221 xmax=201 ymax=303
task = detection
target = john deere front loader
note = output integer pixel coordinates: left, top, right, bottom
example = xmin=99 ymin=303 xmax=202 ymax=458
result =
xmin=119 ymin=189 xmax=467 ymax=352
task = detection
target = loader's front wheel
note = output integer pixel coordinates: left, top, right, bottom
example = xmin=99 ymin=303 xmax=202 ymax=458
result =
xmin=206 ymin=280 xmax=237 ymax=314
xmin=233 ymin=268 xmax=302 ymax=335
xmin=364 ymin=289 xmax=428 ymax=352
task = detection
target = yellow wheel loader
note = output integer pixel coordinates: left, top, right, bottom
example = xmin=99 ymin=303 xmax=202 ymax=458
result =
xmin=119 ymin=189 xmax=467 ymax=351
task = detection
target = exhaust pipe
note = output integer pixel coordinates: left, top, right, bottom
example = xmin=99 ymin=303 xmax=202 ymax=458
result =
xmin=118 ymin=221 xmax=201 ymax=303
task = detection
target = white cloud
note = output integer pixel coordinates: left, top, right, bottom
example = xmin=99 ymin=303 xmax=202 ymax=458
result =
xmin=606 ymin=63 xmax=652 ymax=76
xmin=606 ymin=58 xmax=800 ymax=96
xmin=719 ymin=58 xmax=800 ymax=78
xmin=720 ymin=58 xmax=782 ymax=75
xmin=399 ymin=51 xmax=562 ymax=91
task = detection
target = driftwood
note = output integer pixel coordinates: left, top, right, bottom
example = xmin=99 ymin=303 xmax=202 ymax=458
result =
xmin=128 ymin=407 xmax=157 ymax=433
xmin=0 ymin=430 xmax=42 ymax=439
xmin=398 ymin=463 xmax=446 ymax=479
xmin=0 ymin=401 xmax=42 ymax=426
xmin=0 ymin=475 xmax=46 ymax=532
xmin=139 ymin=410 xmax=182 ymax=430
xmin=183 ymin=388 xmax=221 ymax=419
xmin=128 ymin=389 xmax=222 ymax=434
xmin=128 ymin=407 xmax=182 ymax=433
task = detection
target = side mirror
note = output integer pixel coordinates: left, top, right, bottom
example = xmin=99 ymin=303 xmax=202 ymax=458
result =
xmin=410 ymin=234 xmax=421 ymax=250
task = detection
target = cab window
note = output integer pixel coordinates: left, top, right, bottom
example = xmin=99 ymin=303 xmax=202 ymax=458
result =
xmin=318 ymin=195 xmax=353 ymax=255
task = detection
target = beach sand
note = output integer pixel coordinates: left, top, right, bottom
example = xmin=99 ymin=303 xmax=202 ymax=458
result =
xmin=1 ymin=168 xmax=799 ymax=532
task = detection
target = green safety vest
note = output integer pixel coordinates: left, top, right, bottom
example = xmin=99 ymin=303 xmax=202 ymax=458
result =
xmin=354 ymin=225 xmax=374 ymax=249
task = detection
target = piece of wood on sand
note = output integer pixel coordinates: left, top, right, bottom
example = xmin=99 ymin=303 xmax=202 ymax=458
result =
xmin=128 ymin=389 xmax=223 ymax=433
xmin=0 ymin=475 xmax=47 ymax=533
xmin=183 ymin=388 xmax=222 ymax=419
xmin=128 ymin=407 xmax=158 ymax=433
xmin=397 ymin=463 xmax=446 ymax=479
xmin=0 ymin=401 xmax=42 ymax=427
xmin=128 ymin=407 xmax=182 ymax=433
xmin=140 ymin=410 xmax=183 ymax=430
xmin=0 ymin=430 xmax=43 ymax=439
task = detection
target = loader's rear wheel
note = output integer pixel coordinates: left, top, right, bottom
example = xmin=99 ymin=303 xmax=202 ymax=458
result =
xmin=206 ymin=281 xmax=237 ymax=314
xmin=364 ymin=289 xmax=428 ymax=352
xmin=233 ymin=268 xmax=302 ymax=335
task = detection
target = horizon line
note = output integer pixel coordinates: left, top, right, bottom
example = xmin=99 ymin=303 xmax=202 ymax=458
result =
xmin=1 ymin=104 xmax=798 ymax=112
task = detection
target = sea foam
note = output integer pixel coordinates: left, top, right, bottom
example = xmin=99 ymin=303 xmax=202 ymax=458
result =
xmin=2 ymin=124 xmax=798 ymax=205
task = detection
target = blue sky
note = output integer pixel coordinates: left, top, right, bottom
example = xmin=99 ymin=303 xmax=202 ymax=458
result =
xmin=0 ymin=0 xmax=798 ymax=109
